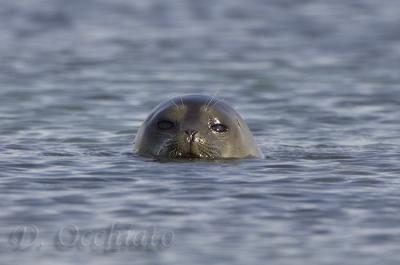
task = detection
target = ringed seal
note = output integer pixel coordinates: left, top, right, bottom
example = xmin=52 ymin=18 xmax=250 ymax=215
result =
xmin=134 ymin=95 xmax=263 ymax=159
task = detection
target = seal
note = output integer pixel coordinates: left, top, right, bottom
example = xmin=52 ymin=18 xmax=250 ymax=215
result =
xmin=134 ymin=95 xmax=263 ymax=159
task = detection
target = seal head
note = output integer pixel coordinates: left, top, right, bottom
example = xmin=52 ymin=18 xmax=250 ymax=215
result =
xmin=134 ymin=95 xmax=263 ymax=159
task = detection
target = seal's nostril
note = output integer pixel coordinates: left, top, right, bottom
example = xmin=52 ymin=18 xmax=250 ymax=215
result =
xmin=184 ymin=130 xmax=198 ymax=141
xmin=184 ymin=130 xmax=197 ymax=136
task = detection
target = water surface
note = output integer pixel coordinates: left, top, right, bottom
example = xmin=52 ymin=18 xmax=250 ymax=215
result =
xmin=1 ymin=0 xmax=400 ymax=264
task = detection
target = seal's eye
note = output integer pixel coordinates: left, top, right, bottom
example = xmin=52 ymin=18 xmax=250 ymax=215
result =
xmin=210 ymin=124 xmax=228 ymax=133
xmin=157 ymin=120 xmax=174 ymax=130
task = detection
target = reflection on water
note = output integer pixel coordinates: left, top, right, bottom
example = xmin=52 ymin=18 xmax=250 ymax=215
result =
xmin=1 ymin=0 xmax=400 ymax=264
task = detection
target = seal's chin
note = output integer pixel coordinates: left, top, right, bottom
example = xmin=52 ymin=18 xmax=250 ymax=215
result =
xmin=177 ymin=151 xmax=201 ymax=159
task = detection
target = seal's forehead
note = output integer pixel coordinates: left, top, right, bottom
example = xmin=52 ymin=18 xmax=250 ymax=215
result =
xmin=171 ymin=95 xmax=212 ymax=108
xmin=155 ymin=95 xmax=212 ymax=113
xmin=149 ymin=95 xmax=241 ymax=122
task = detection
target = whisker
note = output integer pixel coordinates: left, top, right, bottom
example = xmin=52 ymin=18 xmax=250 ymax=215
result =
xmin=210 ymin=97 xmax=225 ymax=108
xmin=205 ymin=88 xmax=221 ymax=110
xmin=169 ymin=98 xmax=179 ymax=108
xmin=205 ymin=97 xmax=214 ymax=110
xmin=160 ymin=136 xmax=222 ymax=159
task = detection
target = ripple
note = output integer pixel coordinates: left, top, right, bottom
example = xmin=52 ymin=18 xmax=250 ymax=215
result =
xmin=230 ymin=193 xmax=268 ymax=199
xmin=349 ymin=178 xmax=385 ymax=185
xmin=62 ymin=138 xmax=99 ymax=143
xmin=271 ymin=192 xmax=305 ymax=199
xmin=41 ymin=151 xmax=77 ymax=157
xmin=85 ymin=94 xmax=124 ymax=101
xmin=303 ymin=153 xmax=353 ymax=160
xmin=51 ymin=194 xmax=90 ymax=205
xmin=149 ymin=209 xmax=188 ymax=216
xmin=308 ymin=177 xmax=348 ymax=183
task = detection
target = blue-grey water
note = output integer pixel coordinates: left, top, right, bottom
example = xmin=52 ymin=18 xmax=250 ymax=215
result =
xmin=1 ymin=0 xmax=400 ymax=264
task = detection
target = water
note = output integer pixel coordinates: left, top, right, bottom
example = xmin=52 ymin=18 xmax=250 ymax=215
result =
xmin=1 ymin=0 xmax=400 ymax=264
